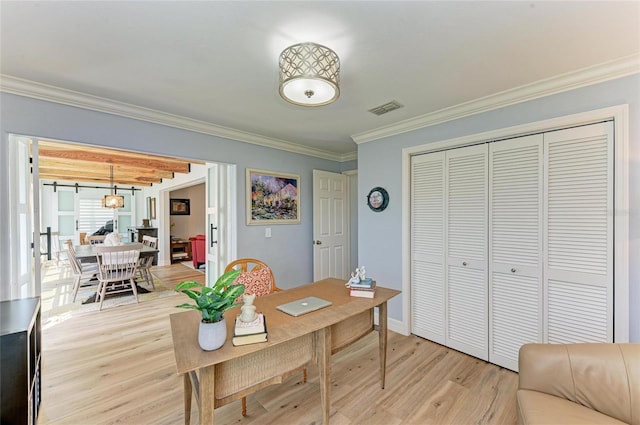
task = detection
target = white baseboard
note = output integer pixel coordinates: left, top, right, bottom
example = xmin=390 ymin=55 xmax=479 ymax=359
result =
xmin=374 ymin=310 xmax=410 ymax=336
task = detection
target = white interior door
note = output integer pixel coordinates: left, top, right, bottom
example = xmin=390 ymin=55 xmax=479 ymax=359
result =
xmin=206 ymin=163 xmax=236 ymax=285
xmin=8 ymin=135 xmax=41 ymax=298
xmin=114 ymin=193 xmax=133 ymax=241
xmin=313 ymin=170 xmax=349 ymax=281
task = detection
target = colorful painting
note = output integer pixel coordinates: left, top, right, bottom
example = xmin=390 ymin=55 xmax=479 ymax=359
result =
xmin=247 ymin=169 xmax=300 ymax=225
xmin=170 ymin=198 xmax=190 ymax=215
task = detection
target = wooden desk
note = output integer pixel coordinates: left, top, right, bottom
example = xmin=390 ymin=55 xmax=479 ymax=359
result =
xmin=74 ymin=244 xmax=158 ymax=263
xmin=170 ymin=278 xmax=400 ymax=424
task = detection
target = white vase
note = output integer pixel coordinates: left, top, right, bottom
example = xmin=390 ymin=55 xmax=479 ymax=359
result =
xmin=198 ymin=317 xmax=227 ymax=351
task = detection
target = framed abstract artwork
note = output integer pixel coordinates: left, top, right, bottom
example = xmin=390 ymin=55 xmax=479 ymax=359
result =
xmin=170 ymin=198 xmax=190 ymax=215
xmin=247 ymin=168 xmax=300 ymax=225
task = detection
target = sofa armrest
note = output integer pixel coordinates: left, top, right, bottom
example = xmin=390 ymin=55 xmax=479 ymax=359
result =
xmin=518 ymin=343 xmax=576 ymax=401
xmin=518 ymin=343 xmax=640 ymax=425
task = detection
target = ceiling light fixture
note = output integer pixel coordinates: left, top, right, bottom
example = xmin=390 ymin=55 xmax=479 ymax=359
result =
xmin=279 ymin=42 xmax=340 ymax=106
xmin=103 ymin=165 xmax=124 ymax=209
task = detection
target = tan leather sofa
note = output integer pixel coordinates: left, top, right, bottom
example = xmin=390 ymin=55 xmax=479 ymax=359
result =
xmin=517 ymin=343 xmax=639 ymax=425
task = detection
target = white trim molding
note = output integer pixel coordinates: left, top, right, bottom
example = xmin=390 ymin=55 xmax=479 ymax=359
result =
xmin=0 ymin=75 xmax=356 ymax=163
xmin=3 ymin=55 xmax=637 ymax=164
xmin=402 ymin=105 xmax=630 ymax=343
xmin=356 ymin=54 xmax=639 ymax=144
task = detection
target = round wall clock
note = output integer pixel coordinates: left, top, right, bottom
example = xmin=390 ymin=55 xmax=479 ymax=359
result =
xmin=367 ymin=187 xmax=389 ymax=212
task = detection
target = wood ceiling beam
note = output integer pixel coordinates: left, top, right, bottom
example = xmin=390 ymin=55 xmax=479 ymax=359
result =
xmin=36 ymin=140 xmax=199 ymax=186
xmin=38 ymin=148 xmax=191 ymax=174
xmin=38 ymin=166 xmax=162 ymax=186
xmin=38 ymin=159 xmax=175 ymax=179
xmin=38 ymin=171 xmax=154 ymax=187
xmin=39 ymin=140 xmax=203 ymax=168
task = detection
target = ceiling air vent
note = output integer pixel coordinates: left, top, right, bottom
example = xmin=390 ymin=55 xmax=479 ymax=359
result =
xmin=368 ymin=100 xmax=404 ymax=116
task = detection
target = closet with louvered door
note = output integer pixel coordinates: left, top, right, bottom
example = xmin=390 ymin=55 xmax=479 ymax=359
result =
xmin=544 ymin=122 xmax=613 ymax=343
xmin=410 ymin=151 xmax=446 ymax=345
xmin=445 ymin=145 xmax=488 ymax=360
xmin=410 ymin=120 xmax=614 ymax=371
xmin=488 ymin=135 xmax=543 ymax=371
xmin=410 ymin=145 xmax=488 ymax=360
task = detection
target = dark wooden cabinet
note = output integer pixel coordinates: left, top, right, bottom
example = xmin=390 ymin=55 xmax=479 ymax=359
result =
xmin=1 ymin=297 xmax=41 ymax=425
xmin=170 ymin=240 xmax=192 ymax=264
xmin=135 ymin=227 xmax=158 ymax=242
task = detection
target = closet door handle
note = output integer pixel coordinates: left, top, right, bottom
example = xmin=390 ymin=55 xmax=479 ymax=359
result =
xmin=511 ymin=268 xmax=517 ymax=273
xmin=462 ymin=261 xmax=467 ymax=266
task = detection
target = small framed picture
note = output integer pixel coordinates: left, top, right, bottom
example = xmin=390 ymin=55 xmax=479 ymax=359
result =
xmin=170 ymin=198 xmax=190 ymax=215
xmin=147 ymin=197 xmax=157 ymax=219
xmin=247 ymin=168 xmax=300 ymax=225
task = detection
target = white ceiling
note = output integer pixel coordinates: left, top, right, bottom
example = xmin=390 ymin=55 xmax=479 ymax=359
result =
xmin=1 ymin=1 xmax=639 ymax=159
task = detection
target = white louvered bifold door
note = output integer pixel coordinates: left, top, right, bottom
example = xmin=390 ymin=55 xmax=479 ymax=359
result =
xmin=411 ymin=152 xmax=446 ymax=344
xmin=445 ymin=144 xmax=488 ymax=360
xmin=544 ymin=122 xmax=613 ymax=343
xmin=489 ymin=135 xmax=543 ymax=371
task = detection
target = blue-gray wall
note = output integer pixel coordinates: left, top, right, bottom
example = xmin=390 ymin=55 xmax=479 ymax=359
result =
xmin=0 ymin=92 xmax=350 ymax=288
xmin=358 ymin=74 xmax=640 ymax=341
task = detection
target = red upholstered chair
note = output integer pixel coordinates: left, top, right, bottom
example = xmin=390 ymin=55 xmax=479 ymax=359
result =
xmin=189 ymin=235 xmax=206 ymax=269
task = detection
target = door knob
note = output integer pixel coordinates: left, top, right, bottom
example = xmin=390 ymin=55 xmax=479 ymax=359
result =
xmin=462 ymin=261 xmax=467 ymax=266
xmin=511 ymin=268 xmax=517 ymax=273
xmin=314 ymin=240 xmax=322 ymax=245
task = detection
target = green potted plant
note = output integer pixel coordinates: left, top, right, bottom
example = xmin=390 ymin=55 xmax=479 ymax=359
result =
xmin=175 ymin=269 xmax=244 ymax=351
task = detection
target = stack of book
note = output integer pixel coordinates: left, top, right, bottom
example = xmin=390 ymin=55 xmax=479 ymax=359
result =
xmin=232 ymin=313 xmax=268 ymax=346
xmin=349 ymin=278 xmax=376 ymax=298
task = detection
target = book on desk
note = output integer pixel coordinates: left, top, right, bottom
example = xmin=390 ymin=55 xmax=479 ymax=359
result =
xmin=350 ymin=279 xmax=376 ymax=298
xmin=232 ymin=313 xmax=268 ymax=346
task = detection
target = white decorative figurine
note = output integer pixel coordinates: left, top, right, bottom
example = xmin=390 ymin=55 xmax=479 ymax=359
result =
xmin=239 ymin=294 xmax=258 ymax=323
xmin=358 ymin=266 xmax=367 ymax=281
xmin=346 ymin=266 xmax=366 ymax=287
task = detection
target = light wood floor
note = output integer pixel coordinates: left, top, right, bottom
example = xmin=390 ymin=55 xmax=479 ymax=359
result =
xmin=39 ymin=263 xmax=518 ymax=425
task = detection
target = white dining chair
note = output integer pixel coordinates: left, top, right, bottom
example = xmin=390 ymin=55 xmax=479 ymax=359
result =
xmin=94 ymin=243 xmax=143 ymax=311
xmin=65 ymin=240 xmax=99 ymax=302
xmin=137 ymin=235 xmax=158 ymax=289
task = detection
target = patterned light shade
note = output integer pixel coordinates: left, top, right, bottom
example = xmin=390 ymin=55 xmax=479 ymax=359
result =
xmin=279 ymin=42 xmax=340 ymax=106
xmin=103 ymin=165 xmax=124 ymax=208
xmin=103 ymin=194 xmax=124 ymax=209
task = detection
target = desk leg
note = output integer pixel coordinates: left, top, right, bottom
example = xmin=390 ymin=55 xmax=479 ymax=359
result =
xmin=199 ymin=366 xmax=215 ymax=425
xmin=378 ymin=302 xmax=388 ymax=389
xmin=183 ymin=374 xmax=192 ymax=425
xmin=316 ymin=327 xmax=331 ymax=425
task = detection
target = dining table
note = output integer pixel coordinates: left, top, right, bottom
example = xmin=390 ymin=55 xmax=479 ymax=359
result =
xmin=73 ymin=243 xmax=160 ymax=304
xmin=73 ymin=243 xmax=159 ymax=263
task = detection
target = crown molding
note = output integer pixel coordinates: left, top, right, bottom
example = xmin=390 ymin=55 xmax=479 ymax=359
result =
xmin=0 ymin=75 xmax=354 ymax=162
xmin=352 ymin=53 xmax=640 ymax=144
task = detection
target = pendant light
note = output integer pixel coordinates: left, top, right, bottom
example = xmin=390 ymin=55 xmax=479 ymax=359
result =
xmin=103 ymin=165 xmax=124 ymax=209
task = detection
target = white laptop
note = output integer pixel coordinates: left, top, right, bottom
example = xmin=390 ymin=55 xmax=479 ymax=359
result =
xmin=276 ymin=296 xmax=332 ymax=317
